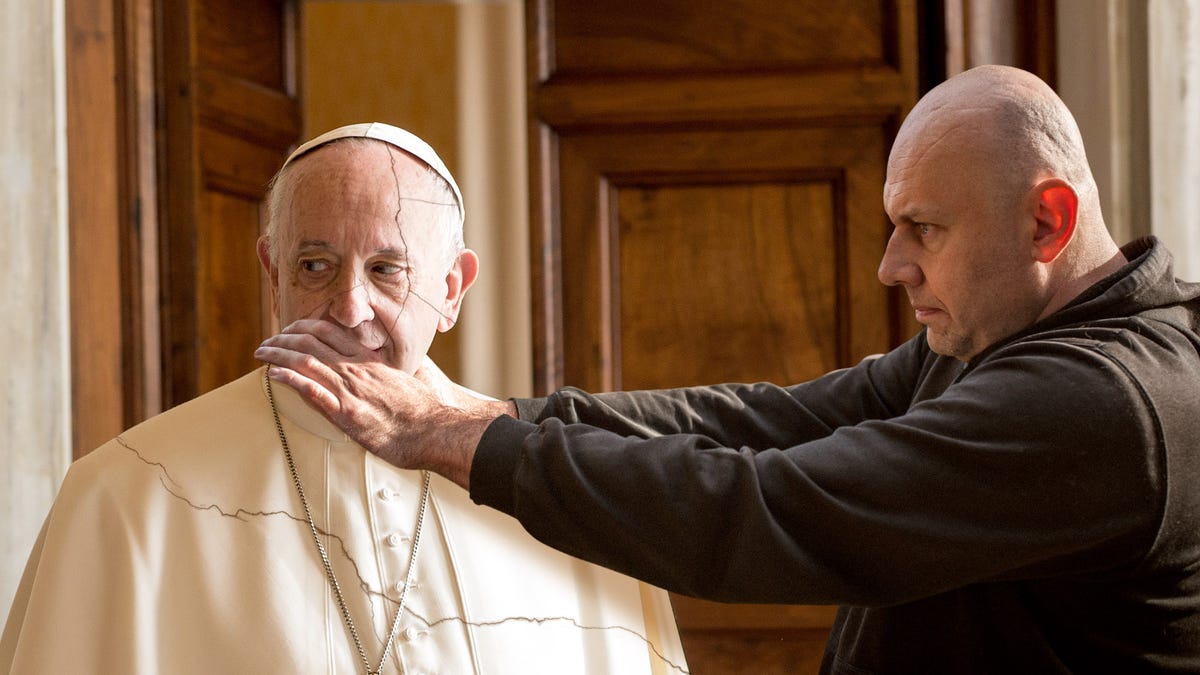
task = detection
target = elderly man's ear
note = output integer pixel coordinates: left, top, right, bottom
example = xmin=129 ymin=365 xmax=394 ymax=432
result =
xmin=1029 ymin=178 xmax=1079 ymax=264
xmin=439 ymin=249 xmax=480 ymax=332
xmin=256 ymin=235 xmax=281 ymax=314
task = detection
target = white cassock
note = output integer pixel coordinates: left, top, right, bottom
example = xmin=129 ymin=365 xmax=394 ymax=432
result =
xmin=0 ymin=368 xmax=688 ymax=675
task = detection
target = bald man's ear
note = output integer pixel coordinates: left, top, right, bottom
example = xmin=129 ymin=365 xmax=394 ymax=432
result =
xmin=1030 ymin=179 xmax=1078 ymax=263
xmin=256 ymin=235 xmax=281 ymax=315
xmin=438 ymin=249 xmax=480 ymax=332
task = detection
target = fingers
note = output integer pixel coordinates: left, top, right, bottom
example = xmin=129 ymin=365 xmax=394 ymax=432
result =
xmin=263 ymin=365 xmax=343 ymax=414
xmin=254 ymin=340 xmax=340 ymax=382
xmin=277 ymin=319 xmax=374 ymax=358
xmin=256 ymin=319 xmax=382 ymax=376
xmin=255 ymin=329 xmax=351 ymax=403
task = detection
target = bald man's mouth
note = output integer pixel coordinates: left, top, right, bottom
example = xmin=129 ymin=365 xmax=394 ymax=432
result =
xmin=910 ymin=303 xmax=944 ymax=324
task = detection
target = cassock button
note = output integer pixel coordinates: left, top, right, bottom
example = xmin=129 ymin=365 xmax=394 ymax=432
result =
xmin=385 ymin=532 xmax=408 ymax=548
xmin=395 ymin=578 xmax=420 ymax=593
xmin=377 ymin=488 xmax=396 ymax=501
xmin=401 ymin=626 xmax=426 ymax=642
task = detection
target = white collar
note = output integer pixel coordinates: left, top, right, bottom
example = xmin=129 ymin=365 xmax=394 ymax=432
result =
xmin=258 ymin=366 xmax=350 ymax=443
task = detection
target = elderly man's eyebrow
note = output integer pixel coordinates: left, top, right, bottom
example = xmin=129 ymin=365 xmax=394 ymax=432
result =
xmin=295 ymin=240 xmax=410 ymax=259
xmin=296 ymin=239 xmax=334 ymax=252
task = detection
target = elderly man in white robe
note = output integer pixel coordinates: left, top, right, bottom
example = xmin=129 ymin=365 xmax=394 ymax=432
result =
xmin=0 ymin=123 xmax=687 ymax=675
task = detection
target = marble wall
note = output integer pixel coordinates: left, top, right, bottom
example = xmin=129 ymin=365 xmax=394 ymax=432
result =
xmin=0 ymin=0 xmax=71 ymax=617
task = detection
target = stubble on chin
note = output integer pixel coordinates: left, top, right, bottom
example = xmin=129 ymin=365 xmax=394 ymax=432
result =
xmin=924 ymin=327 xmax=977 ymax=361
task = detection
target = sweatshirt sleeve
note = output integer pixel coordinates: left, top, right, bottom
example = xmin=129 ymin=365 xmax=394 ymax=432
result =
xmin=470 ymin=337 xmax=1162 ymax=607
xmin=512 ymin=335 xmax=928 ymax=447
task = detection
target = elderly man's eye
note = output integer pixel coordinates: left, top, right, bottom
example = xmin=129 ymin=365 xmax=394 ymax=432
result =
xmin=299 ymin=259 xmax=330 ymax=273
xmin=373 ymin=262 xmax=403 ymax=276
xmin=917 ymin=223 xmax=932 ymax=236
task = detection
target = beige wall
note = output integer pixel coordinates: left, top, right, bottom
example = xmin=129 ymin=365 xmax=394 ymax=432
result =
xmin=0 ymin=0 xmax=70 ymax=616
xmin=1056 ymin=0 xmax=1151 ymax=248
xmin=301 ymin=0 xmax=531 ymax=397
xmin=1148 ymin=0 xmax=1200 ymax=279
xmin=1058 ymin=0 xmax=1200 ymax=275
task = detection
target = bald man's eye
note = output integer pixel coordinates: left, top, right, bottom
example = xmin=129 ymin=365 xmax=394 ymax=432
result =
xmin=299 ymin=259 xmax=330 ymax=273
xmin=916 ymin=223 xmax=932 ymax=236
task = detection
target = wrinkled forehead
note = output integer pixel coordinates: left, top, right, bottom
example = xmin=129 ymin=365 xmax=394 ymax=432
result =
xmin=899 ymin=97 xmax=997 ymax=154
xmin=883 ymin=107 xmax=1005 ymax=218
xmin=276 ymin=143 xmax=446 ymax=245
xmin=281 ymin=122 xmax=464 ymax=224
xmin=289 ymin=138 xmax=429 ymax=185
xmin=888 ymin=103 xmax=999 ymax=183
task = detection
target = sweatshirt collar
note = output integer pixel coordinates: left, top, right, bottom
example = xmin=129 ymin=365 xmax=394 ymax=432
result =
xmin=964 ymin=237 xmax=1197 ymax=366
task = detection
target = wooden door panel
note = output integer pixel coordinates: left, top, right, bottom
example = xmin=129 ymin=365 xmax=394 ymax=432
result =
xmin=159 ymin=0 xmax=299 ymax=407
xmin=197 ymin=125 xmax=288 ymax=198
xmin=548 ymin=0 xmax=895 ymax=75
xmin=530 ymin=1 xmax=920 ymax=671
xmin=196 ymin=0 xmax=288 ymax=88
xmin=551 ymin=121 xmax=894 ymax=673
xmin=617 ymin=180 xmax=839 ymax=388
xmin=670 ymin=595 xmax=836 ymax=674
xmin=196 ymin=190 xmax=267 ymax=393
xmin=555 ymin=125 xmax=893 ymax=392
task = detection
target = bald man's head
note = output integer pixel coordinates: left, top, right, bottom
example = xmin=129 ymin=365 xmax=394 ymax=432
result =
xmin=878 ymin=66 xmax=1121 ymax=361
xmin=892 ymin=65 xmax=1099 ymax=227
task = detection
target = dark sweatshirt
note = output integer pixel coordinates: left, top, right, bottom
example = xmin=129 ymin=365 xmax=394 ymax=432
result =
xmin=473 ymin=237 xmax=1200 ymax=673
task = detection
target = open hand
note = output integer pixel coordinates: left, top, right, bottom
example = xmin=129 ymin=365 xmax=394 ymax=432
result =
xmin=255 ymin=319 xmax=511 ymax=488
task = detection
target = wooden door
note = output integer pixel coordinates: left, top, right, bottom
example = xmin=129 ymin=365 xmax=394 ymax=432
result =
xmin=65 ymin=0 xmax=299 ymax=455
xmin=527 ymin=1 xmax=922 ymax=670
xmin=158 ymin=0 xmax=301 ymax=408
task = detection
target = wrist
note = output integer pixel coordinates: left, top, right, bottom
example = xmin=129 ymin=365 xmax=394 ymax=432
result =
xmin=425 ymin=401 xmax=509 ymax=489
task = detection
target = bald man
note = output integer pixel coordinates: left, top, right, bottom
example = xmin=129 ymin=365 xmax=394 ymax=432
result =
xmin=261 ymin=67 xmax=1200 ymax=672
xmin=0 ymin=123 xmax=687 ymax=674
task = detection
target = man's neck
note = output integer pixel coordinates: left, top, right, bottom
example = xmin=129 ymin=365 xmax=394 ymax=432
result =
xmin=1038 ymin=240 xmax=1128 ymax=322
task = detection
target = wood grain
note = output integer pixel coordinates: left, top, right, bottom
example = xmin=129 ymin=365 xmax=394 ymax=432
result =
xmin=527 ymin=1 xmax=921 ymax=670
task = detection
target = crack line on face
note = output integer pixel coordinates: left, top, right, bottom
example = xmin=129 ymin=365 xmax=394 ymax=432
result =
xmin=385 ymin=146 xmax=455 ymax=328
xmin=384 ymin=145 xmax=416 ymax=350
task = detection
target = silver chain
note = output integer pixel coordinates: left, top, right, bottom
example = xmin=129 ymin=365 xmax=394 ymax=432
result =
xmin=265 ymin=368 xmax=430 ymax=675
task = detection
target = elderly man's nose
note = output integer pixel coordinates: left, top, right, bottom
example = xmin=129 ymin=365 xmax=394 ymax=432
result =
xmin=327 ymin=275 xmax=375 ymax=327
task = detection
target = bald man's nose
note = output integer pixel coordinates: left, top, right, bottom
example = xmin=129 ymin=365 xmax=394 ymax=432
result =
xmin=877 ymin=230 xmax=922 ymax=287
xmin=327 ymin=274 xmax=375 ymax=327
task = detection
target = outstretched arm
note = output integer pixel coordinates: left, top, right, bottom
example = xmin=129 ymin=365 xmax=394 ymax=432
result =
xmin=255 ymin=319 xmax=513 ymax=489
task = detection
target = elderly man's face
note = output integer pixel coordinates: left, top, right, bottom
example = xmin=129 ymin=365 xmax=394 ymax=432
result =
xmin=259 ymin=141 xmax=474 ymax=374
xmin=877 ymin=109 xmax=1043 ymax=361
